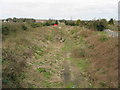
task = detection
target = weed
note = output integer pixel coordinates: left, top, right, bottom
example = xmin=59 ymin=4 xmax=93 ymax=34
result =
xmin=45 ymin=35 xmax=53 ymax=41
xmin=66 ymin=83 xmax=75 ymax=88
xmin=77 ymin=59 xmax=90 ymax=71
xmin=37 ymin=68 xmax=46 ymax=73
xmin=39 ymin=62 xmax=44 ymax=65
xmin=50 ymin=82 xmax=64 ymax=88
xmin=65 ymin=57 xmax=73 ymax=61
xmin=22 ymin=25 xmax=27 ymax=30
xmin=42 ymin=81 xmax=51 ymax=87
xmin=33 ymin=46 xmax=44 ymax=59
xmin=96 ymin=31 xmax=107 ymax=35
xmin=71 ymin=29 xmax=78 ymax=34
xmin=43 ymin=72 xmax=52 ymax=79
xmin=99 ymin=35 xmax=109 ymax=42
xmin=99 ymin=82 xmax=107 ymax=87
xmin=87 ymin=44 xmax=95 ymax=49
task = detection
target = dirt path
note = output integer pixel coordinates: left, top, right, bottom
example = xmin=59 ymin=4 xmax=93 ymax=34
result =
xmin=63 ymin=60 xmax=71 ymax=85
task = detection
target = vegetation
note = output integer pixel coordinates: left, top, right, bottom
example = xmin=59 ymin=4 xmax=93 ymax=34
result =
xmin=5 ymin=17 xmax=35 ymax=23
xmin=64 ymin=18 xmax=119 ymax=31
xmin=2 ymin=18 xmax=118 ymax=88
xmin=108 ymin=18 xmax=114 ymax=25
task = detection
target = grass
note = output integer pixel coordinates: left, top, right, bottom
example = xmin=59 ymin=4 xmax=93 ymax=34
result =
xmin=99 ymin=82 xmax=107 ymax=87
xmin=65 ymin=57 xmax=73 ymax=61
xmin=76 ymin=59 xmax=90 ymax=71
xmin=99 ymin=35 xmax=109 ymax=42
xmin=45 ymin=34 xmax=53 ymax=41
xmin=42 ymin=81 xmax=51 ymax=87
xmin=33 ymin=46 xmax=44 ymax=59
xmin=66 ymin=83 xmax=75 ymax=88
xmin=96 ymin=31 xmax=107 ymax=35
xmin=70 ymin=29 xmax=78 ymax=34
xmin=43 ymin=72 xmax=52 ymax=79
xmin=37 ymin=68 xmax=51 ymax=79
xmin=37 ymin=68 xmax=46 ymax=73
xmin=2 ymin=23 xmax=117 ymax=88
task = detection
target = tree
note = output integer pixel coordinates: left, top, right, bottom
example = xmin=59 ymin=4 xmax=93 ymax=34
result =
xmin=95 ymin=19 xmax=108 ymax=31
xmin=108 ymin=18 xmax=114 ymax=25
xmin=22 ymin=25 xmax=27 ymax=30
xmin=13 ymin=17 xmax=17 ymax=22
xmin=55 ymin=20 xmax=58 ymax=24
xmin=76 ymin=19 xmax=81 ymax=26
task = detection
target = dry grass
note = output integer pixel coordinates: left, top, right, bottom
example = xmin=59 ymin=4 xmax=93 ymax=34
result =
xmin=86 ymin=35 xmax=118 ymax=88
xmin=2 ymin=24 xmax=118 ymax=88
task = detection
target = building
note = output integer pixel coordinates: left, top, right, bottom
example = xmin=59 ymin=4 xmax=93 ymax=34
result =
xmin=35 ymin=20 xmax=48 ymax=23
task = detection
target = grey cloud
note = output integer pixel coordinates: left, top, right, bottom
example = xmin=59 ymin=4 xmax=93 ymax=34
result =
xmin=0 ymin=0 xmax=119 ymax=20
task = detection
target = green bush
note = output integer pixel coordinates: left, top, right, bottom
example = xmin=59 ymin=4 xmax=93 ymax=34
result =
xmin=65 ymin=21 xmax=76 ymax=26
xmin=2 ymin=26 xmax=10 ymax=35
xmin=6 ymin=17 xmax=35 ymax=23
xmin=22 ymin=25 xmax=27 ymax=30
xmin=88 ymin=19 xmax=108 ymax=31
xmin=31 ymin=23 xmax=40 ymax=28
xmin=76 ymin=19 xmax=81 ymax=26
xmin=99 ymin=35 xmax=109 ymax=42
xmin=37 ymin=68 xmax=46 ymax=73
xmin=108 ymin=18 xmax=114 ymax=25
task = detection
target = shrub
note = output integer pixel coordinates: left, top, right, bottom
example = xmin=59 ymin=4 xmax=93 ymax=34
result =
xmin=22 ymin=25 xmax=27 ymax=30
xmin=37 ymin=68 xmax=46 ymax=73
xmin=2 ymin=26 xmax=10 ymax=35
xmin=99 ymin=35 xmax=109 ymax=42
xmin=31 ymin=23 xmax=40 ymax=28
xmin=5 ymin=17 xmax=35 ymax=23
xmin=65 ymin=20 xmax=76 ymax=26
xmin=55 ymin=20 xmax=58 ymax=24
xmin=108 ymin=18 xmax=114 ymax=25
xmin=76 ymin=19 xmax=81 ymax=26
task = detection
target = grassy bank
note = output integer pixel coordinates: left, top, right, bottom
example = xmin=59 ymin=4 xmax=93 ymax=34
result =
xmin=2 ymin=23 xmax=118 ymax=88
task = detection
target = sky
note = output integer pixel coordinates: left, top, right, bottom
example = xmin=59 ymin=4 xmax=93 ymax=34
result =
xmin=0 ymin=0 xmax=119 ymax=20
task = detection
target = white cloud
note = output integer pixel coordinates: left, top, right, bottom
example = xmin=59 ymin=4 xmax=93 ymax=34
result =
xmin=0 ymin=0 xmax=119 ymax=20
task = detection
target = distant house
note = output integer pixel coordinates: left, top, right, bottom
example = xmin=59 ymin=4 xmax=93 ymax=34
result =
xmin=35 ymin=20 xmax=48 ymax=23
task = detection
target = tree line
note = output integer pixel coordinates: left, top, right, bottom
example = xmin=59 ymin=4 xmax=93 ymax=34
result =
xmin=62 ymin=18 xmax=116 ymax=31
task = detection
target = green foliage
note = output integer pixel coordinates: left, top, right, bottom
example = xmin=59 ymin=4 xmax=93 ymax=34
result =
xmin=37 ymin=68 xmax=51 ymax=78
xmin=43 ymin=72 xmax=51 ymax=79
xmin=5 ymin=17 xmax=35 ymax=23
xmin=99 ymin=35 xmax=109 ymax=42
xmin=96 ymin=19 xmax=108 ymax=31
xmin=44 ymin=20 xmax=58 ymax=26
xmin=65 ymin=20 xmax=76 ymax=26
xmin=2 ymin=47 xmax=29 ymax=88
xmin=22 ymin=25 xmax=27 ymax=30
xmin=76 ymin=19 xmax=81 ymax=26
xmin=33 ymin=46 xmax=44 ymax=59
xmin=31 ymin=23 xmax=41 ymax=28
xmin=59 ymin=19 xmax=66 ymax=23
xmin=66 ymin=83 xmax=74 ymax=88
xmin=55 ymin=20 xmax=58 ymax=24
xmin=2 ymin=23 xmax=28 ymax=36
xmin=86 ymin=19 xmax=108 ymax=31
xmin=70 ymin=29 xmax=78 ymax=34
xmin=2 ymin=25 xmax=10 ymax=35
xmin=99 ymin=82 xmax=107 ymax=87
xmin=77 ymin=59 xmax=90 ymax=71
xmin=37 ymin=68 xmax=46 ymax=73
xmin=108 ymin=18 xmax=114 ymax=25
